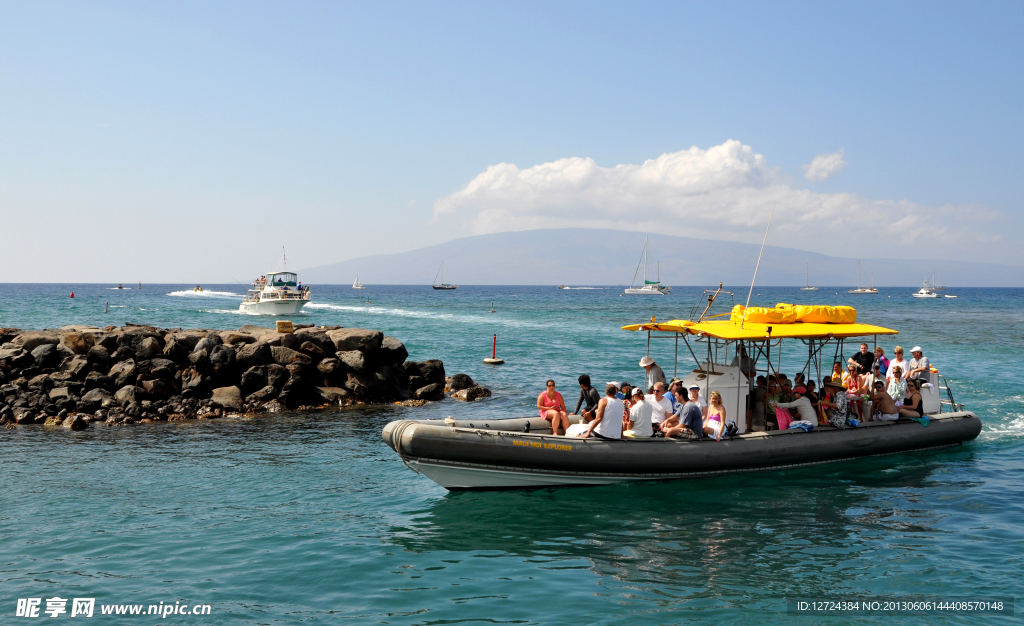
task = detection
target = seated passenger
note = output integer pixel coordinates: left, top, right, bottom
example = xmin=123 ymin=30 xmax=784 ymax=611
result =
xmin=887 ymin=366 xmax=907 ymax=405
xmin=537 ymin=379 xmax=569 ymax=435
xmin=703 ymin=391 xmax=727 ymax=442
xmin=579 ymin=384 xmax=624 ymax=439
xmin=645 ymin=382 xmax=674 ymax=433
xmin=664 ymin=384 xmax=706 ymax=439
xmin=619 ymin=382 xmax=635 ymax=430
xmin=623 ymin=387 xmax=653 ymax=438
xmin=898 ymin=379 xmax=925 ymax=418
xmin=870 ymin=380 xmax=900 ymax=421
xmin=573 ymin=375 xmax=600 ymax=421
xmin=772 ymin=386 xmax=817 ymax=424
xmin=819 ymin=379 xmax=851 ymax=428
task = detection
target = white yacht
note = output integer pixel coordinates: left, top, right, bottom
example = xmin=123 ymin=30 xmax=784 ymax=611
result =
xmin=912 ymin=279 xmax=941 ymax=298
xmin=353 ymin=274 xmax=365 ymax=290
xmin=847 ymin=261 xmax=878 ymax=294
xmin=239 ymin=272 xmax=311 ymax=315
xmin=624 ymin=237 xmax=671 ymax=295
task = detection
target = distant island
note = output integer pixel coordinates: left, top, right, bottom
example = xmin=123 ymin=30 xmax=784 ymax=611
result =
xmin=299 ymin=228 xmax=1023 ymax=287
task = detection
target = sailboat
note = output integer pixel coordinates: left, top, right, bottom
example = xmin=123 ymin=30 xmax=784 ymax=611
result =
xmin=800 ymin=263 xmax=819 ymax=291
xmin=352 ymin=274 xmax=366 ymax=290
xmin=432 ymin=262 xmax=457 ymax=290
xmin=929 ymin=269 xmax=946 ymax=292
xmin=624 ymin=237 xmax=671 ymax=295
xmin=847 ymin=261 xmax=878 ymax=294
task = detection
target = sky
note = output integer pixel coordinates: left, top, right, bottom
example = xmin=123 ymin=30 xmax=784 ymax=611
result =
xmin=1 ymin=1 xmax=1022 ymax=282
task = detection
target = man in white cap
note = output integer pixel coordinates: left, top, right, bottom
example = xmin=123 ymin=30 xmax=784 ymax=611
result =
xmin=907 ymin=346 xmax=930 ymax=383
xmin=639 ymin=355 xmax=665 ymax=392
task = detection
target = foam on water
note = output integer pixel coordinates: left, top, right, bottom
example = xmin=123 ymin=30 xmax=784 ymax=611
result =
xmin=167 ymin=290 xmax=243 ymax=298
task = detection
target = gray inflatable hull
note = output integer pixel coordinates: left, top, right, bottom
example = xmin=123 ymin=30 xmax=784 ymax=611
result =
xmin=382 ymin=412 xmax=982 ymax=490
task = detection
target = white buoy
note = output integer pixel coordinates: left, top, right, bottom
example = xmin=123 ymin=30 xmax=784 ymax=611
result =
xmin=483 ymin=334 xmax=504 ymax=365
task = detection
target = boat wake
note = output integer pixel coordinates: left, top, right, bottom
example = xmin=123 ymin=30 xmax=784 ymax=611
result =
xmin=560 ymin=287 xmax=604 ymax=290
xmin=167 ymin=290 xmax=242 ymax=298
xmin=304 ymin=302 xmax=600 ymax=332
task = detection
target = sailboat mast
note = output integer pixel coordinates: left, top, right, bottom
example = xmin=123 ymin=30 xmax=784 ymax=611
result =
xmin=643 ymin=237 xmax=648 ymax=283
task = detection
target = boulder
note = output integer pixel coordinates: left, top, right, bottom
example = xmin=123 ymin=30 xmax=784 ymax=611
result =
xmin=94 ymin=333 xmax=119 ymax=352
xmin=343 ymin=371 xmax=380 ymax=398
xmin=59 ymin=332 xmax=95 ymax=355
xmin=317 ymin=386 xmax=349 ymax=403
xmin=445 ymin=373 xmax=476 ymax=393
xmin=317 ymin=357 xmax=342 ymax=377
xmin=116 ymin=328 xmax=163 ymax=351
xmin=141 ymin=378 xmax=176 ymax=398
xmin=110 ymin=346 xmax=136 ymax=362
xmin=413 ymin=383 xmax=445 ymax=401
xmin=452 ymin=386 xmax=492 ymax=402
xmin=1 ymin=347 xmax=34 ymax=370
xmin=378 ymin=336 xmax=409 ymax=365
xmin=166 ymin=331 xmax=205 ymax=350
xmin=14 ymin=407 xmax=36 ymax=424
xmin=135 ymin=336 xmax=163 ymax=359
xmin=209 ymin=344 xmax=236 ymax=371
xmin=327 ymin=328 xmax=383 ymax=353
xmin=79 ymin=388 xmax=115 ymax=411
xmin=219 ymin=330 xmax=256 ymax=345
xmin=189 ymin=348 xmax=210 ymax=370
xmin=294 ymin=329 xmax=335 ymax=354
xmin=194 ymin=334 xmax=222 ymax=354
xmin=32 ymin=343 xmax=60 ymax=367
xmin=258 ymin=332 xmax=300 ymax=350
xmin=87 ymin=345 xmax=111 ymax=365
xmin=271 ymin=346 xmax=311 ymax=366
xmin=279 ymin=376 xmax=318 ymax=408
xmin=210 ymin=386 xmax=242 ymax=410
xmin=62 ymin=414 xmax=90 ymax=430
xmin=265 ymin=364 xmax=289 ymax=389
xmin=59 ymin=355 xmax=91 ymax=378
xmin=337 ymin=350 xmax=367 ymax=373
xmin=84 ymin=372 xmax=114 ymax=391
xmin=161 ymin=337 xmax=190 ymax=362
xmin=236 ymin=342 xmax=273 ymax=366
xmin=49 ymin=387 xmax=71 ymax=401
xmin=180 ymin=367 xmax=207 ymax=393
xmin=28 ymin=374 xmax=54 ymax=391
xmin=246 ymin=385 xmax=278 ymax=403
xmin=12 ymin=331 xmax=59 ymax=352
xmin=298 ymin=341 xmax=326 ymax=362
xmin=114 ymin=385 xmax=144 ymax=406
xmin=239 ymin=366 xmax=268 ymax=396
xmin=109 ymin=360 xmax=137 ymax=388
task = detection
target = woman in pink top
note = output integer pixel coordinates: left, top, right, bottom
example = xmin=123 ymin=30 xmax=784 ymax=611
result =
xmin=538 ymin=379 xmax=569 ymax=435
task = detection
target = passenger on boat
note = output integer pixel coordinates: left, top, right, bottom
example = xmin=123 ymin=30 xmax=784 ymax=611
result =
xmin=663 ymin=384 xmax=706 ymax=439
xmin=772 ymin=386 xmax=817 ymax=424
xmin=645 ymin=382 xmax=673 ymax=433
xmin=887 ymin=366 xmax=907 ymax=405
xmin=573 ymin=375 xmax=601 ymax=421
xmin=907 ymin=347 xmax=931 ymax=384
xmin=620 ymin=382 xmax=635 ymax=430
xmin=898 ymin=379 xmax=926 ymax=418
xmin=831 ymin=362 xmax=844 ymax=384
xmin=874 ymin=347 xmax=890 ymax=375
xmin=861 ymin=363 xmax=884 ymax=394
xmin=639 ymin=356 xmax=665 ymax=392
xmin=870 ymin=380 xmax=900 ymax=421
xmin=537 ymin=380 xmax=570 ymax=435
xmin=889 ymin=346 xmax=910 ymax=381
xmin=667 ymin=379 xmax=685 ymax=412
xmin=793 ymin=372 xmax=806 ymax=387
xmin=845 ymin=363 xmax=865 ymax=417
xmin=851 ymin=343 xmax=875 ymax=374
xmin=750 ymin=376 xmax=767 ymax=432
xmin=624 ymin=387 xmax=653 ymax=438
xmin=731 ymin=346 xmax=756 ymax=385
xmin=764 ymin=378 xmax=780 ymax=429
xmin=620 ymin=381 xmax=633 ymax=403
xmin=703 ymin=391 xmax=726 ymax=441
xmin=578 ymin=384 xmax=624 ymax=439
xmin=820 ymin=379 xmax=851 ymax=428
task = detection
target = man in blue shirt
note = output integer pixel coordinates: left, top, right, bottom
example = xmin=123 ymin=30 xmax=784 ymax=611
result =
xmin=663 ymin=385 xmax=705 ymax=438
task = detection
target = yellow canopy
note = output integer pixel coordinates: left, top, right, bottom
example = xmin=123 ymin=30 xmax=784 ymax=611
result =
xmin=622 ymin=318 xmax=897 ymax=340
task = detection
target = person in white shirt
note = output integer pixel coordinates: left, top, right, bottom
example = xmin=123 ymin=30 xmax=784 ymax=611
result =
xmin=624 ymin=387 xmax=653 ymax=438
xmin=888 ymin=346 xmax=910 ymax=383
xmin=579 ymin=384 xmax=624 ymax=440
xmin=645 ymin=382 xmax=674 ymax=432
xmin=772 ymin=386 xmax=817 ymax=424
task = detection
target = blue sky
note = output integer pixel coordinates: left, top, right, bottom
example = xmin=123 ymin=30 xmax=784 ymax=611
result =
xmin=1 ymin=1 xmax=1021 ymax=281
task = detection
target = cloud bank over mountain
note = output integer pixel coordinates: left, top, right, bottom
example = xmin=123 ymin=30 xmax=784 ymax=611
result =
xmin=433 ymin=140 xmax=1014 ymax=264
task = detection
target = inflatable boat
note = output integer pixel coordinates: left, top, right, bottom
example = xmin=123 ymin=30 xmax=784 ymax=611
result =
xmin=383 ymin=293 xmax=982 ymax=490
xmin=382 ymin=412 xmax=981 ymax=490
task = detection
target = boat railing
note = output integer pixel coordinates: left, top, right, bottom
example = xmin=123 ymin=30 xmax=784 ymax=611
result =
xmin=937 ymin=374 xmax=963 ymax=413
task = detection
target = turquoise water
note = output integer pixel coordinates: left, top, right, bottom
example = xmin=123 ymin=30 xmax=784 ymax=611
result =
xmin=1 ymin=284 xmax=1021 ymax=624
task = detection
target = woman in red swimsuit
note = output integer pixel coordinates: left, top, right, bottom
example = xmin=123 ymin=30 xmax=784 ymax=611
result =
xmin=537 ymin=379 xmax=570 ymax=435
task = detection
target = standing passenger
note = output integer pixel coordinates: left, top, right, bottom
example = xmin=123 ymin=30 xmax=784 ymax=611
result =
xmin=639 ymin=356 xmax=665 ymax=392
xmin=579 ymin=384 xmax=624 ymax=440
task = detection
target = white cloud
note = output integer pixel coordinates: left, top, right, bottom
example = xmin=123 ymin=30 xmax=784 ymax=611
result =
xmin=803 ymin=150 xmax=847 ymax=181
xmin=432 ymin=140 xmax=1013 ymax=263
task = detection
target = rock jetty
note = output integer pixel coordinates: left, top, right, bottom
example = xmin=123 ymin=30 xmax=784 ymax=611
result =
xmin=0 ymin=324 xmax=491 ymax=428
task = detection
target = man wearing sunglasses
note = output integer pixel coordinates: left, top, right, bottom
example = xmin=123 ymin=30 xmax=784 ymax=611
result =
xmin=869 ymin=379 xmax=900 ymax=422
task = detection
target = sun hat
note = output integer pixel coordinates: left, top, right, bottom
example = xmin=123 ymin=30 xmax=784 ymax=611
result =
xmin=606 ymin=381 xmax=620 ymax=389
xmin=632 ymin=387 xmax=645 ymax=396
xmin=823 ymin=379 xmax=844 ymax=388
xmin=688 ymin=383 xmax=701 ymax=390
xmin=794 ymin=386 xmax=806 ymax=394
xmin=911 ymin=346 xmax=923 ymax=353
xmin=639 ymin=356 xmax=655 ymax=367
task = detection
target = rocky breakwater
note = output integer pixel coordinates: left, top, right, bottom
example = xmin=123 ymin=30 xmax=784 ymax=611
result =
xmin=0 ymin=324 xmax=491 ymax=429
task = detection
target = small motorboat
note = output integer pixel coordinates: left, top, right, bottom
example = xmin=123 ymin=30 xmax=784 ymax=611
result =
xmin=193 ymin=286 xmax=204 ymax=293
xmin=945 ymin=295 xmax=958 ymax=298
xmin=912 ymin=279 xmax=940 ymax=298
xmin=116 ymin=284 xmax=125 ymax=290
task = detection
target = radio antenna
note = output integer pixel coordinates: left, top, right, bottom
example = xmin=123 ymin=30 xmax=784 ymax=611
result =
xmin=742 ymin=202 xmax=776 ymax=329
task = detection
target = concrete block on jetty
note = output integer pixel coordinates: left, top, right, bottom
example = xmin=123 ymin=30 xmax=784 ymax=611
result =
xmin=0 ymin=324 xmax=487 ymax=428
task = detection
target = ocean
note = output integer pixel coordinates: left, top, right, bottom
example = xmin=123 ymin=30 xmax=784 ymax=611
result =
xmin=1 ymin=283 xmax=1021 ymax=624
